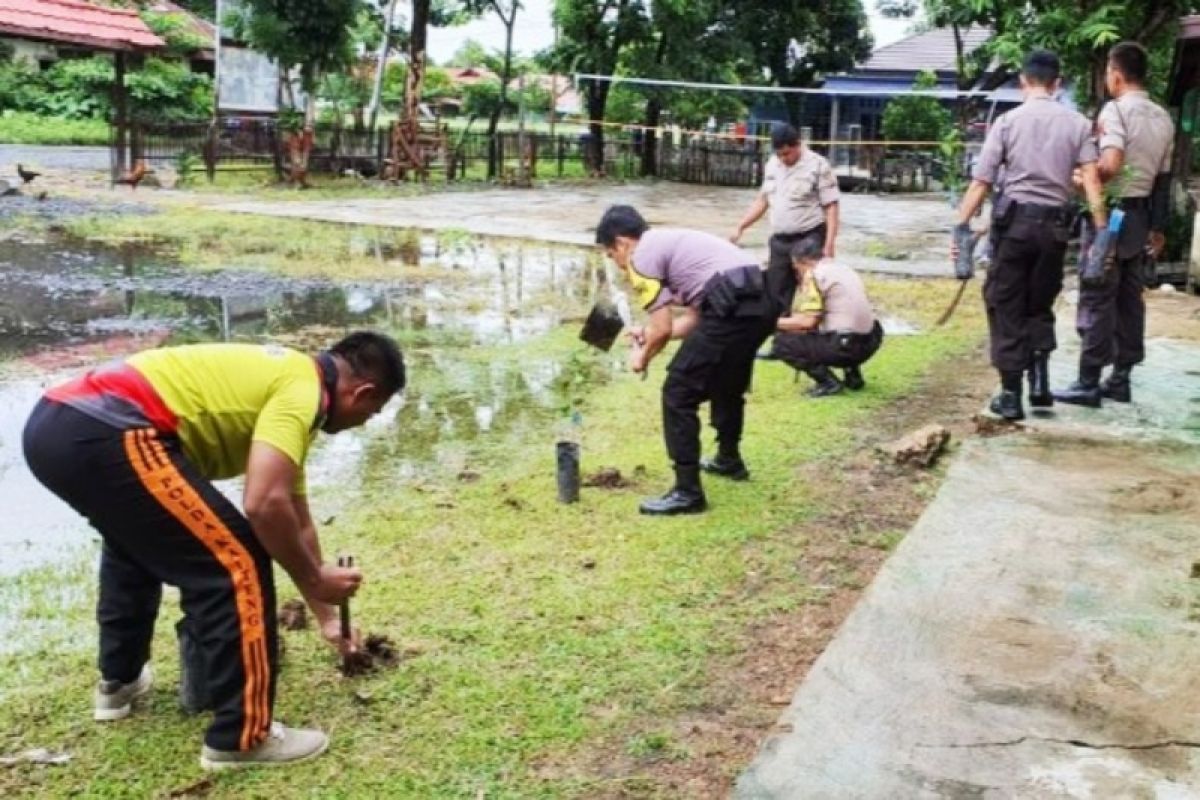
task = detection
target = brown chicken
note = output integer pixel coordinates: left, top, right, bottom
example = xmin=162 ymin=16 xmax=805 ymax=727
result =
xmin=114 ymin=160 xmax=148 ymax=190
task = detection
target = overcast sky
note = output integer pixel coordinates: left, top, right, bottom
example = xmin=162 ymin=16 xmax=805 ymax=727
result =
xmin=427 ymin=1 xmax=917 ymax=66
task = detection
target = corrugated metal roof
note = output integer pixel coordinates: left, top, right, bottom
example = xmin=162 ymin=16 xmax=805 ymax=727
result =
xmin=0 ymin=0 xmax=164 ymax=51
xmin=860 ymin=26 xmax=993 ymax=73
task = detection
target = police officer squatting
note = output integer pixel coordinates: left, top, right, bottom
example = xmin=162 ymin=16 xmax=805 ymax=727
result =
xmin=595 ymin=205 xmax=779 ymax=516
xmin=952 ymin=49 xmax=1107 ymax=422
xmin=762 ymin=236 xmax=885 ymax=398
xmin=1054 ymin=41 xmax=1175 ymax=408
xmin=22 ymin=332 xmax=405 ymax=769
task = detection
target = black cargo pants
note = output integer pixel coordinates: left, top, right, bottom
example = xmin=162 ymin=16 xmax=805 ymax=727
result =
xmin=662 ymin=267 xmax=778 ymax=467
xmin=984 ymin=205 xmax=1071 ymax=373
xmin=23 ymin=399 xmax=278 ymax=753
xmin=767 ymin=225 xmax=826 ymax=314
xmin=1077 ymin=204 xmax=1150 ymax=370
xmin=772 ymin=320 xmax=885 ymax=371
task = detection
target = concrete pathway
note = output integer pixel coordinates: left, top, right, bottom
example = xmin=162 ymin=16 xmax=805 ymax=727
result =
xmin=215 ymin=182 xmax=955 ymax=277
xmin=736 ymin=330 xmax=1200 ymax=798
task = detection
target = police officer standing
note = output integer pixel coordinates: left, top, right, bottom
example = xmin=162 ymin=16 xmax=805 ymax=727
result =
xmin=952 ymin=50 xmax=1106 ymax=421
xmin=596 ymin=206 xmax=777 ymax=515
xmin=731 ymin=123 xmax=840 ymax=314
xmin=1056 ymin=41 xmax=1175 ymax=407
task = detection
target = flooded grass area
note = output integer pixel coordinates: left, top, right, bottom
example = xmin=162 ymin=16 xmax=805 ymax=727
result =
xmin=0 ymin=209 xmax=988 ymax=797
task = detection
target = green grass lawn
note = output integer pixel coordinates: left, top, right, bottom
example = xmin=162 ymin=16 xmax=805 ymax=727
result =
xmin=0 ymin=113 xmax=110 ymax=146
xmin=0 ymin=274 xmax=984 ymax=798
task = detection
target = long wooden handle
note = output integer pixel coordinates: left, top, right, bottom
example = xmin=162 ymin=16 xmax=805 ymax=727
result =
xmin=338 ymin=555 xmax=353 ymax=667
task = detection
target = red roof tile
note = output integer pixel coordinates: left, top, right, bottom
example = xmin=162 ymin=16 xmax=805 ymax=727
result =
xmin=0 ymin=0 xmax=164 ymax=52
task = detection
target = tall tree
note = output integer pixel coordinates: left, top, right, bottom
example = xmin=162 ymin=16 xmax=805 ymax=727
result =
xmin=878 ymin=0 xmax=1200 ymax=113
xmin=551 ymin=0 xmax=649 ymax=175
xmin=621 ymin=0 xmax=743 ymax=176
xmin=228 ymin=0 xmax=363 ymax=184
xmin=463 ymin=0 xmax=523 ymax=179
xmin=731 ymin=0 xmax=873 ymax=125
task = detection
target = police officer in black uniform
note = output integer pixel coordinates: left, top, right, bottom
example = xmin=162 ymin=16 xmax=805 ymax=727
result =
xmin=595 ymin=206 xmax=777 ymax=515
xmin=952 ymin=50 xmax=1107 ymax=421
xmin=1056 ymin=41 xmax=1175 ymax=407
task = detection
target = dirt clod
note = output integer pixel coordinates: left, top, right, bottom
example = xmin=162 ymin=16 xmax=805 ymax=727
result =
xmin=972 ymin=413 xmax=1023 ymax=437
xmin=340 ymin=634 xmax=402 ymax=677
xmin=879 ymin=424 xmax=950 ymax=467
xmin=582 ymin=467 xmax=634 ymax=489
xmin=279 ymin=599 xmax=309 ymax=631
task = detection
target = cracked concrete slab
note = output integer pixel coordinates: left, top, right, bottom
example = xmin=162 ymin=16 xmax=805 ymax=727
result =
xmin=736 ymin=333 xmax=1200 ymax=799
xmin=214 ymin=182 xmax=954 ymax=277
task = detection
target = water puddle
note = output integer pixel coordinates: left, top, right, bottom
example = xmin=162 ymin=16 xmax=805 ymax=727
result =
xmin=0 ymin=234 xmax=611 ymax=579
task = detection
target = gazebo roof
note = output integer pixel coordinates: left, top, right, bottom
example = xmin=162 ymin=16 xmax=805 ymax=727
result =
xmin=0 ymin=0 xmax=164 ymax=52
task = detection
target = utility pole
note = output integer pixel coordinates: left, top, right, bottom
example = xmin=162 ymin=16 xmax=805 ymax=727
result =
xmin=367 ymin=0 xmax=400 ymax=133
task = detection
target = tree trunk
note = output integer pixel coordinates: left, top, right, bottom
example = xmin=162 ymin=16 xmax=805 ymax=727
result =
xmin=586 ymin=86 xmax=609 ymax=176
xmin=487 ymin=4 xmax=517 ymax=180
xmin=640 ymin=96 xmax=662 ymax=177
xmin=404 ymin=0 xmax=430 ymax=176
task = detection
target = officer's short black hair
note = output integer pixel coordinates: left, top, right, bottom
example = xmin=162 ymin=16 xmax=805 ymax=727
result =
xmin=595 ymin=205 xmax=648 ymax=246
xmin=1022 ymin=50 xmax=1061 ymax=86
xmin=331 ymin=331 xmax=406 ymax=396
xmin=1108 ymin=41 xmax=1148 ymax=84
xmin=771 ymin=123 xmax=800 ymax=150
xmin=790 ymin=236 xmax=823 ymax=263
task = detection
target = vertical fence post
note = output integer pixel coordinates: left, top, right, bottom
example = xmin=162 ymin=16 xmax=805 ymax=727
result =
xmin=557 ymin=135 xmax=565 ymax=177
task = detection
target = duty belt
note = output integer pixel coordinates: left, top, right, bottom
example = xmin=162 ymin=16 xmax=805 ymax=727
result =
xmin=1118 ymin=196 xmax=1151 ymax=211
xmin=1012 ymin=203 xmax=1074 ymax=223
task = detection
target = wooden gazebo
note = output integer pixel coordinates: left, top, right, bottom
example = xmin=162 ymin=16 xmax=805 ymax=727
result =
xmin=0 ymin=0 xmax=165 ymax=179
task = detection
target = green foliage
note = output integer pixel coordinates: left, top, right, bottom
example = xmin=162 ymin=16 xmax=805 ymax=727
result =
xmin=0 ymin=111 xmax=109 ymax=145
xmin=0 ymin=56 xmax=211 ymax=122
xmin=462 ymin=79 xmax=503 ymax=117
xmin=938 ymin=126 xmax=966 ymax=192
xmin=889 ymin=1 xmax=1199 ymax=112
xmin=881 ymin=71 xmax=953 ymax=143
xmin=140 ymin=10 xmax=210 ymax=56
xmin=174 ymin=150 xmax=202 ymax=187
xmin=225 ymin=0 xmax=363 ymax=93
xmin=127 ymin=58 xmax=213 ymax=121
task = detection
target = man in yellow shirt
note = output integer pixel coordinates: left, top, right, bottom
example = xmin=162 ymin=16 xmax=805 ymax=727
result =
xmin=22 ymin=332 xmax=405 ymax=769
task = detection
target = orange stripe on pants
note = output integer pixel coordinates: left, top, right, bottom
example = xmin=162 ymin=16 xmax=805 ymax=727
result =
xmin=124 ymin=430 xmax=271 ymax=751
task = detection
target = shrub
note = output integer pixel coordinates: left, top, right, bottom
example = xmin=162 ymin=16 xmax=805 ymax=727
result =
xmin=881 ymin=70 xmax=953 ymax=143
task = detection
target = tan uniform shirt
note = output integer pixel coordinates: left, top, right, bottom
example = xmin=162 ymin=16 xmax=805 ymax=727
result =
xmin=795 ymin=259 xmax=875 ymax=334
xmin=973 ymin=96 xmax=1098 ymax=205
xmin=761 ymin=148 xmax=840 ymax=235
xmin=1098 ymin=90 xmax=1174 ymax=198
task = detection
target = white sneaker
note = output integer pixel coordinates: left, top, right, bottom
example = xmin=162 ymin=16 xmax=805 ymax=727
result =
xmin=93 ymin=664 xmax=154 ymax=721
xmin=199 ymin=722 xmax=329 ymax=770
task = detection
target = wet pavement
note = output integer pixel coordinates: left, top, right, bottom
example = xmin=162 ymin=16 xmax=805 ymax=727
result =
xmin=0 ymin=234 xmax=611 ymax=578
xmin=737 ymin=327 xmax=1200 ymax=798
xmin=215 ymin=182 xmax=956 ymax=278
xmin=0 ymin=144 xmax=110 ymax=173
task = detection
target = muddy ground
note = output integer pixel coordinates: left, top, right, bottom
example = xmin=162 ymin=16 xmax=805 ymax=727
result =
xmin=570 ymin=291 xmax=1199 ymax=797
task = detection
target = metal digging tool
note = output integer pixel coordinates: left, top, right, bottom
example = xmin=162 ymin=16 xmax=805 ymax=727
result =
xmin=338 ymin=554 xmax=354 ymax=673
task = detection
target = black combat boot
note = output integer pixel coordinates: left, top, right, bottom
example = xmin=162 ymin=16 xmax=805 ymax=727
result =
xmin=1053 ymin=364 xmax=1102 ymax=408
xmin=843 ymin=365 xmax=866 ymax=391
xmin=989 ymin=371 xmax=1025 ymax=421
xmin=1100 ymin=364 xmax=1132 ymax=403
xmin=1027 ymin=350 xmax=1053 ymax=408
xmin=700 ymin=452 xmax=750 ymax=481
xmin=805 ymin=366 xmax=843 ymax=398
xmin=639 ymin=465 xmax=707 ymax=515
